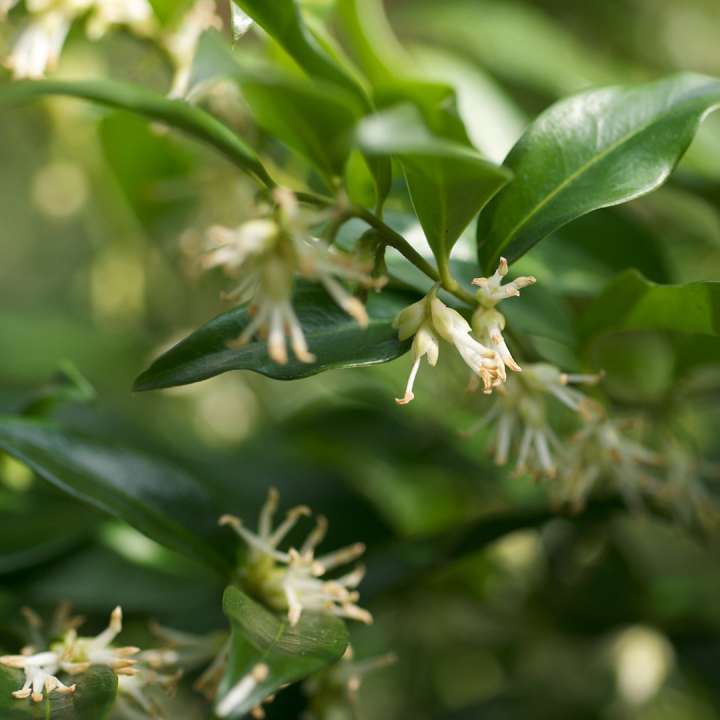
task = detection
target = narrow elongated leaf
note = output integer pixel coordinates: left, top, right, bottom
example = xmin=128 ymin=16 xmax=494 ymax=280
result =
xmin=0 ymin=418 xmax=231 ymax=574
xmin=0 ymin=78 xmax=273 ymax=186
xmin=477 ymin=73 xmax=720 ymax=270
xmin=581 ymin=270 xmax=720 ymax=340
xmin=231 ymin=0 xmax=365 ymax=102
xmin=218 ymin=586 xmax=348 ymax=716
xmin=134 ymin=286 xmax=415 ymax=390
xmin=358 ymin=105 xmax=511 ymax=270
xmin=0 ymin=666 xmax=117 ymax=720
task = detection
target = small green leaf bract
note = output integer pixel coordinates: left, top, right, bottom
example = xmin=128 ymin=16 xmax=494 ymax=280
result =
xmin=218 ymin=585 xmax=348 ymax=716
xmin=134 ymin=286 xmax=415 ymax=391
xmin=477 ymin=73 xmax=720 ymax=270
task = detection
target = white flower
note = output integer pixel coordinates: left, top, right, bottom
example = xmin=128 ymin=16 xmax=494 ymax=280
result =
xmin=471 ymin=257 xmax=536 ymax=376
xmin=216 ymin=663 xmax=269 ymax=718
xmin=4 ymin=0 xmax=156 ymax=79
xmin=556 ymin=418 xmax=660 ymax=511
xmin=393 ymin=287 xmax=504 ymax=404
xmin=58 ymin=606 xmax=140 ymax=675
xmin=85 ymin=0 xmax=155 ymax=40
xmin=220 ymin=488 xmax=372 ymax=627
xmin=5 ymin=6 xmax=75 ymax=79
xmin=466 ymin=363 xmax=603 ymax=479
xmin=163 ymin=0 xmax=222 ymax=98
xmin=1 ymin=606 xmax=139 ymax=703
xmin=303 ymin=646 xmax=396 ymax=719
xmin=204 ymin=190 xmax=380 ymax=366
xmin=0 ymin=0 xmax=20 ymax=17
xmin=0 ymin=651 xmax=76 ymax=703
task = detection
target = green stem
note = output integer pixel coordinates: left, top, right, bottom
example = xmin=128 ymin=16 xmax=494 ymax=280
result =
xmin=350 ymin=206 xmax=477 ymax=306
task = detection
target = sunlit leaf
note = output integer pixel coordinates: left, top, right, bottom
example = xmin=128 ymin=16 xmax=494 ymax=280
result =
xmin=477 ymin=73 xmax=720 ymax=270
xmin=0 ymin=78 xmax=273 ymax=187
xmin=217 ymin=585 xmax=348 ymax=717
xmin=231 ymin=0 xmax=365 ymax=102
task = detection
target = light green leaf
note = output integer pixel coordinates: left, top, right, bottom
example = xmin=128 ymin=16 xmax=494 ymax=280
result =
xmin=0 ymin=666 xmax=117 ymax=720
xmin=218 ymin=586 xmax=348 ymax=717
xmin=241 ymin=74 xmax=364 ymax=180
xmin=191 ymin=32 xmax=364 ymax=183
xmin=0 ymin=418 xmax=231 ymax=575
xmin=581 ymin=270 xmax=720 ymax=340
xmin=0 ymin=78 xmax=273 ymax=186
xmin=231 ymin=0 xmax=365 ymax=102
xmin=358 ymin=105 xmax=511 ymax=270
xmin=477 ymin=73 xmax=720 ymax=270
xmin=134 ymin=285 xmax=415 ymax=390
xmin=336 ymin=0 xmax=470 ymax=144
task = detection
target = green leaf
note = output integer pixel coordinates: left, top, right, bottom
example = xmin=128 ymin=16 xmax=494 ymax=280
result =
xmin=0 ymin=78 xmax=273 ymax=187
xmin=581 ymin=270 xmax=720 ymax=340
xmin=218 ymin=585 xmax=348 ymax=717
xmin=0 ymin=666 xmax=117 ymax=720
xmin=336 ymin=0 xmax=471 ymax=144
xmin=134 ymin=285 xmax=415 ymax=390
xmin=191 ymin=31 xmax=364 ymax=183
xmin=358 ymin=105 xmax=511 ymax=270
xmin=0 ymin=418 xmax=231 ymax=575
xmin=241 ymin=74 xmax=363 ymax=180
xmin=231 ymin=0 xmax=365 ymax=102
xmin=0 ymin=495 xmax=98 ymax=574
xmin=477 ymin=73 xmax=720 ymax=270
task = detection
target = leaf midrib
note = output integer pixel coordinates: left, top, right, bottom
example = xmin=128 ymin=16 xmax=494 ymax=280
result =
xmin=494 ymin=86 xmax=720 ymax=256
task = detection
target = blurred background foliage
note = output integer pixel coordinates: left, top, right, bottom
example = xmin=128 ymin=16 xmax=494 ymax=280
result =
xmin=1 ymin=0 xmax=720 ymax=718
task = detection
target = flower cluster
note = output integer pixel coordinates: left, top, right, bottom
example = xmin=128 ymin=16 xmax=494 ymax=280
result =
xmin=303 ymin=646 xmax=396 ymax=720
xmin=466 ymin=363 xmax=603 ymax=480
xmin=3 ymin=0 xmax=156 ymax=79
xmin=554 ymin=418 xmax=661 ymax=512
xmin=204 ymin=189 xmax=383 ymax=366
xmin=1 ymin=606 xmax=139 ymax=703
xmin=471 ymin=257 xmax=536 ymax=376
xmin=220 ymin=487 xmax=372 ymax=627
xmin=393 ymin=258 xmax=534 ymax=405
xmin=2 ymin=0 xmax=225 ymax=98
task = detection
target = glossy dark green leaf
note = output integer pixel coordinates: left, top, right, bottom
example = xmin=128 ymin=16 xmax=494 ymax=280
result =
xmin=0 ymin=78 xmax=273 ymax=186
xmin=0 ymin=418 xmax=231 ymax=575
xmin=581 ymin=270 xmax=720 ymax=341
xmin=358 ymin=105 xmax=511 ymax=271
xmin=477 ymin=73 xmax=720 ymax=270
xmin=218 ymin=586 xmax=348 ymax=716
xmin=134 ymin=286 xmax=415 ymax=390
xmin=231 ymin=0 xmax=365 ymax=102
xmin=0 ymin=666 xmax=117 ymax=720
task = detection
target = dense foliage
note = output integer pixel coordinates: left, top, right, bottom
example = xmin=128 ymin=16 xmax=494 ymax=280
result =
xmin=1 ymin=1 xmax=719 ymax=718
